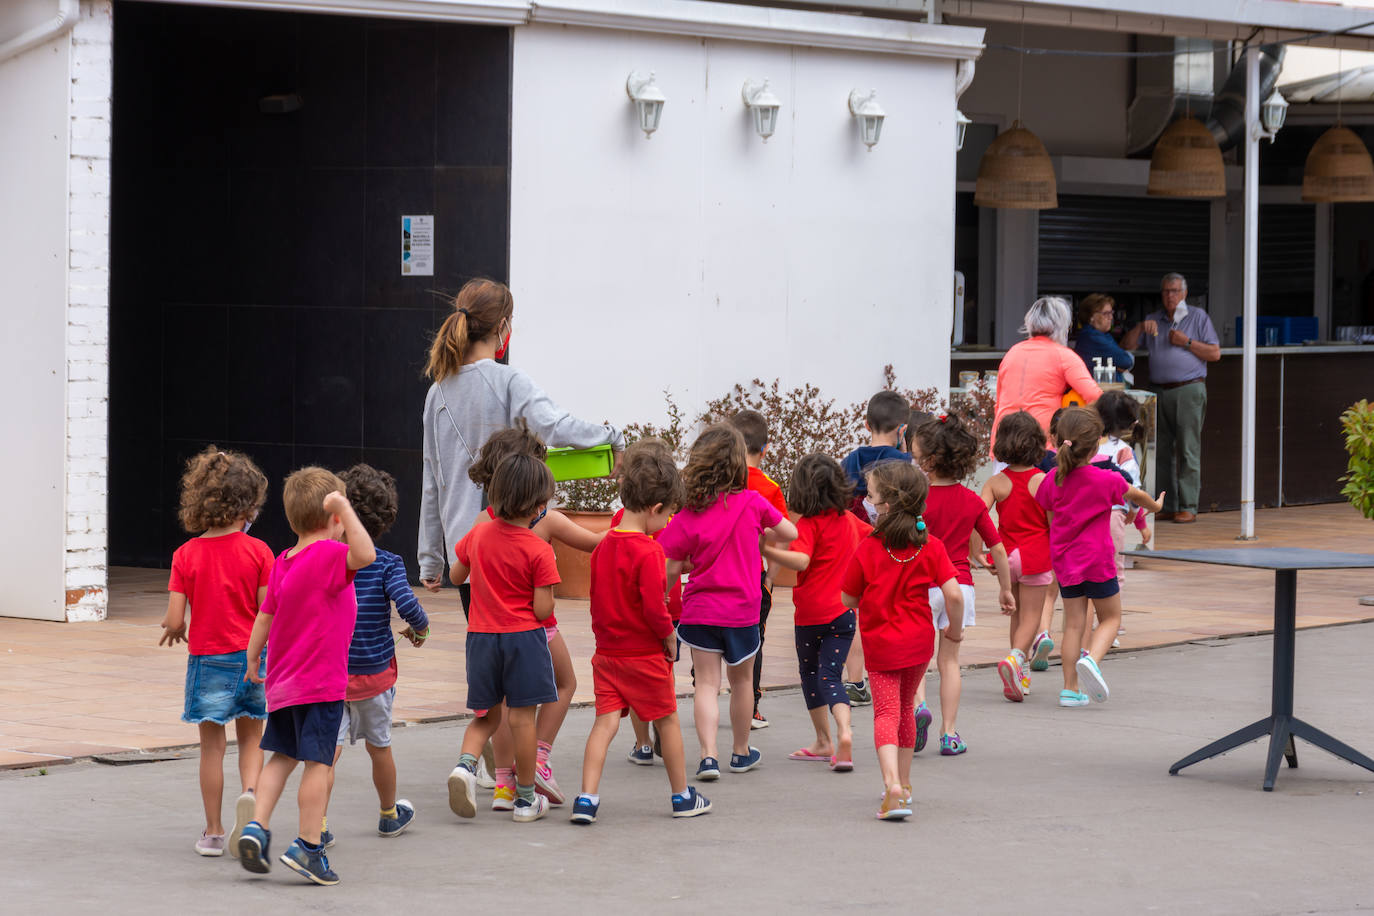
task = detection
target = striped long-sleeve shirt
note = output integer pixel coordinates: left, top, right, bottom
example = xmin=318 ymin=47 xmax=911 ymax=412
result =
xmin=348 ymin=549 xmax=430 ymax=676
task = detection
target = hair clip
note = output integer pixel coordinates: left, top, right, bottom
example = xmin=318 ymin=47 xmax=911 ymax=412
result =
xmin=916 ymin=516 xmax=927 ymax=532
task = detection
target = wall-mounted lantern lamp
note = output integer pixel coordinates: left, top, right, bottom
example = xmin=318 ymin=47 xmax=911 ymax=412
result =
xmin=848 ymin=89 xmax=886 ymax=151
xmin=1260 ymin=91 xmax=1288 ymax=142
xmin=626 ymin=71 xmax=665 ymax=139
xmin=955 ymin=110 xmax=972 ymax=152
xmin=742 ymin=79 xmax=781 ymax=142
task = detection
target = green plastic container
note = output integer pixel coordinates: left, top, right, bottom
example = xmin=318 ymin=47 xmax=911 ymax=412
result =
xmin=545 ymin=444 xmax=615 ymax=482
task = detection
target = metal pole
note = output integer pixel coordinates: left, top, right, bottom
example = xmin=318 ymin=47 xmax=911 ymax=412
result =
xmin=1240 ymin=46 xmax=1259 ymax=541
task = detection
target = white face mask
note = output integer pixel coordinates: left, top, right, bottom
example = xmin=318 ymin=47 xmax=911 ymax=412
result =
xmin=242 ymin=520 xmax=252 ymax=534
xmin=862 ymin=499 xmax=879 ymax=525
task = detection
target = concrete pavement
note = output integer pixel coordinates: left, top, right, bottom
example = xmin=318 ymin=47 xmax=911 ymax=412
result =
xmin=4 ymin=621 xmax=1374 ymax=914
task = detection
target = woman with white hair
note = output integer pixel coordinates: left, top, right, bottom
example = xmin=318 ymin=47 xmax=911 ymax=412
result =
xmin=989 ymin=297 xmax=1103 ymax=452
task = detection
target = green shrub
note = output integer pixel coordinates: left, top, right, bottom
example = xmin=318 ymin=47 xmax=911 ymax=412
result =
xmin=1340 ymin=399 xmax=1374 ymax=520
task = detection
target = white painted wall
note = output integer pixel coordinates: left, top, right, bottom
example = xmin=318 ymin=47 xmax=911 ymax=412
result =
xmin=0 ymin=29 xmax=72 ymax=620
xmin=510 ymin=23 xmax=962 ymax=432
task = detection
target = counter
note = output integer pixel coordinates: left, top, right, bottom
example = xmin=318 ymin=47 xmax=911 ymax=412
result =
xmin=948 ymin=345 xmax=1373 ymax=512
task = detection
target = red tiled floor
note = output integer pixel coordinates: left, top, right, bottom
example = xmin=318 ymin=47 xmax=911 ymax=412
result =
xmin=0 ymin=503 xmax=1370 ymax=767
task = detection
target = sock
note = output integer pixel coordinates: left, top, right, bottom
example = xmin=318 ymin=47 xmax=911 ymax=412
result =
xmin=298 ymin=837 xmax=321 ymax=852
xmin=457 ymin=752 xmax=477 ymax=773
xmin=496 ymin=767 xmax=515 ymax=788
xmin=380 ymin=805 xmax=398 ymax=818
xmin=321 ymin=816 xmax=328 ymax=831
xmin=516 ymin=782 xmax=536 ymax=802
xmin=536 ymin=740 xmax=552 ymax=766
xmin=579 ymin=793 xmax=600 ymax=805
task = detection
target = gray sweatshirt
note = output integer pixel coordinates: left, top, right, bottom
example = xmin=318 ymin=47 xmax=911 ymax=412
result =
xmin=417 ymin=359 xmax=623 ymax=582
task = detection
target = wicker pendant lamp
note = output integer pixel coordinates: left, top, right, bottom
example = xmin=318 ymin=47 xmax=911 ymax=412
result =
xmin=1147 ymin=116 xmax=1226 ymax=198
xmin=1302 ymin=125 xmax=1374 ymax=202
xmin=974 ymin=120 xmax=1058 ymax=209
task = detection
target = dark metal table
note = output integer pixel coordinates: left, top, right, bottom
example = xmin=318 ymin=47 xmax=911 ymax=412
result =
xmin=1128 ymin=547 xmax=1374 ymax=791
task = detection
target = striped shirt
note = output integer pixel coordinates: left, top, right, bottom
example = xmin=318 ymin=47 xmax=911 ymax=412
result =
xmin=348 ymin=549 xmax=430 ymax=676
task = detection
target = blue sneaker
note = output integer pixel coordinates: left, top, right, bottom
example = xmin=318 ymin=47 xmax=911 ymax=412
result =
xmin=728 ymin=747 xmax=762 ymax=773
xmin=320 ymin=827 xmax=335 ymax=849
xmin=570 ymin=795 xmax=599 ymax=825
xmin=695 ymin=757 xmax=720 ymax=781
xmin=1059 ymin=689 xmax=1090 ymax=708
xmin=280 ymin=839 xmax=339 ymax=886
xmin=627 ymin=744 xmax=654 ymax=766
xmin=237 ymin=822 xmax=271 ymax=874
xmin=671 ymin=786 xmax=712 ymax=818
xmin=1075 ymin=653 xmax=1110 ymax=703
xmin=914 ymin=702 xmax=933 ymax=753
xmin=378 ymin=800 xmax=415 ymax=838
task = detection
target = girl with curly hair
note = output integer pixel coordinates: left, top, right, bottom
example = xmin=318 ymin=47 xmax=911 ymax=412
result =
xmin=841 ymin=460 xmax=960 ymax=820
xmin=657 ymin=425 xmax=797 ymax=780
xmin=160 ymin=445 xmax=274 ymax=858
xmin=907 ymin=412 xmax=1015 ymax=756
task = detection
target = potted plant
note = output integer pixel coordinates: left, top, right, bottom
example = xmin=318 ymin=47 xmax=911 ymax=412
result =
xmin=1339 ymin=399 xmax=1374 ymax=607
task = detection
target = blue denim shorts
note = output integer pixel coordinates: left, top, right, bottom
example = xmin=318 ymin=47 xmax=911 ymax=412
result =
xmin=182 ymin=650 xmax=267 ymax=724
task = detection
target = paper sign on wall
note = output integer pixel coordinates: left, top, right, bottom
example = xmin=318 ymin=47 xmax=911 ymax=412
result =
xmin=402 ymin=215 xmax=434 ymax=276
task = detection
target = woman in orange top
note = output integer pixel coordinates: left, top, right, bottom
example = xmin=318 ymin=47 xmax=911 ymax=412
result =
xmin=990 ymin=297 xmax=1102 ymax=454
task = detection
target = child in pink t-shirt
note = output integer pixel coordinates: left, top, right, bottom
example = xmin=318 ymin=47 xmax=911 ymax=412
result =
xmin=657 ymin=425 xmax=796 ymax=781
xmin=159 ymin=446 xmax=274 ymax=859
xmin=237 ymin=467 xmax=376 ymax=886
xmin=1034 ymin=408 xmax=1162 ymax=709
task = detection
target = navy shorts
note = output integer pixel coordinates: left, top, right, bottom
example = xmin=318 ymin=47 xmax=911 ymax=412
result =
xmin=261 ymin=701 xmax=344 ymax=765
xmin=1060 ymin=577 xmax=1121 ymax=600
xmin=676 ymin=623 xmax=761 ymax=667
xmin=466 ymin=629 xmax=559 ymax=711
xmin=182 ymin=650 xmax=267 ymax=724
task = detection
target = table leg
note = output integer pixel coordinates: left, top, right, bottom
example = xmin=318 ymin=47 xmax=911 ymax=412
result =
xmin=1272 ymin=570 xmax=1296 ymax=718
xmin=1289 ymin=718 xmax=1374 ymax=775
xmin=1170 ymin=717 xmax=1272 ymax=775
xmin=1263 ymin=715 xmax=1293 ymax=791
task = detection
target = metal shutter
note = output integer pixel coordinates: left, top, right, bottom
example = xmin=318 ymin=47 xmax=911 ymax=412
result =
xmin=1259 ymin=203 xmax=1314 ymax=316
xmin=1038 ymin=194 xmax=1210 ymax=294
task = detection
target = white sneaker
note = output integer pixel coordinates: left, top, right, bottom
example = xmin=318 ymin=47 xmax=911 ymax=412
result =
xmin=512 ymin=793 xmax=549 ymax=822
xmin=228 ymin=789 xmax=255 ymax=858
xmin=475 ymin=755 xmax=496 ymax=789
xmin=447 ymin=765 xmax=477 ymax=818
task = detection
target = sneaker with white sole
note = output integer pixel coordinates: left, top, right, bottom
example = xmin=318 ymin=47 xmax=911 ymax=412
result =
xmin=194 ymin=831 xmax=225 ymax=857
xmin=228 ymin=790 xmax=255 ymax=859
xmin=280 ymin=839 xmax=338 ymax=886
xmin=1059 ymin=689 xmax=1090 ymax=707
xmin=570 ymin=795 xmax=599 ymax=824
xmin=378 ymin=800 xmax=415 ymax=837
xmin=512 ymin=793 xmax=549 ymax=822
xmin=997 ymin=653 xmax=1024 ymax=702
xmin=751 ymin=710 xmax=769 ymax=729
xmin=1076 ymin=653 xmax=1110 ymax=703
xmin=671 ymin=786 xmax=712 ymax=818
xmin=627 ymin=744 xmax=655 ymax=766
xmin=491 ymin=785 xmax=516 ymax=811
xmin=728 ymin=747 xmax=762 ymax=773
xmin=845 ymin=679 xmax=872 ymax=706
xmin=535 ymin=762 xmax=565 ymax=806
xmin=695 ymin=757 xmax=721 ymax=781
xmin=237 ymin=822 xmax=271 ymax=874
xmin=1030 ymin=631 xmax=1054 ymax=672
xmin=447 ymin=764 xmax=477 ymax=818
xmin=475 ymin=755 xmax=497 ymax=790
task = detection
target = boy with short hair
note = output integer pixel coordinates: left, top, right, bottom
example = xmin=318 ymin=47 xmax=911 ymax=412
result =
xmin=325 ymin=464 xmax=431 ymax=840
xmin=238 ymin=467 xmax=376 ymax=886
xmin=571 ymin=443 xmax=711 ymax=824
xmin=445 ymin=453 xmax=561 ymax=823
xmin=839 ymin=390 xmax=912 ymax=705
xmin=727 ymin=409 xmax=788 ymax=730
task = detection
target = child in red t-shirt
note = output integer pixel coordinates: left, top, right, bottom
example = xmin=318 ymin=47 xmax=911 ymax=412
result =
xmin=907 ymin=412 xmax=1015 ymax=756
xmin=466 ymin=421 xmax=603 ymax=809
xmin=446 ymin=454 xmax=561 ymax=824
xmin=764 ymin=454 xmax=868 ymax=771
xmin=841 ymin=461 xmax=960 ymax=821
xmin=726 ymin=409 xmax=789 ymax=730
xmin=159 ymin=446 xmax=274 ymax=859
xmin=571 ymin=443 xmax=711 ymax=823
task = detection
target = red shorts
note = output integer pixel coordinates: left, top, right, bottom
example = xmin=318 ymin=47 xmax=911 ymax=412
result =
xmin=591 ymin=652 xmax=677 ymax=722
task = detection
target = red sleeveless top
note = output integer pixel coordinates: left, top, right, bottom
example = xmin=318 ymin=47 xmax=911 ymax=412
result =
xmin=996 ymin=468 xmax=1051 ymax=576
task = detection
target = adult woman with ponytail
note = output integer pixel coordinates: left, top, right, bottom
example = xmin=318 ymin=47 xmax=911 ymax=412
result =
xmin=418 ymin=278 xmax=624 ymax=593
xmin=1033 ymin=408 xmax=1162 ymax=710
xmin=840 ymin=460 xmax=960 ymax=821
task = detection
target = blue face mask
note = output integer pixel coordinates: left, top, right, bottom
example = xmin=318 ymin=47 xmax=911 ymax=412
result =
xmin=528 ymin=506 xmax=548 ymax=529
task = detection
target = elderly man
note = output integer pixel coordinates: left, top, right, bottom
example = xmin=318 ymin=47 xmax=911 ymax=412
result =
xmin=1121 ymin=273 xmax=1221 ymax=523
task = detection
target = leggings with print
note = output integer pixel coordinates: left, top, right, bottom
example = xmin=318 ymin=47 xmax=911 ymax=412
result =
xmin=794 ymin=610 xmax=856 ymax=710
xmin=870 ymin=665 xmax=927 ymax=748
